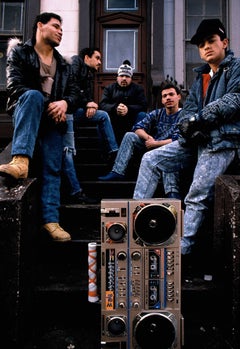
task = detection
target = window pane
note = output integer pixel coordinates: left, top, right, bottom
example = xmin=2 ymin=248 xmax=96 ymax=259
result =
xmin=0 ymin=2 xmax=24 ymax=32
xmin=105 ymin=0 xmax=138 ymax=11
xmin=0 ymin=41 xmax=7 ymax=90
xmin=206 ymin=0 xmax=221 ymax=16
xmin=186 ymin=43 xmax=200 ymax=64
xmin=186 ymin=16 xmax=202 ymax=40
xmin=103 ymin=29 xmax=138 ymax=72
xmin=186 ymin=0 xmax=202 ymax=15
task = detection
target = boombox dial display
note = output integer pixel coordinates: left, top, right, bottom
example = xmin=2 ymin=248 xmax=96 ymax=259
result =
xmin=134 ymin=203 xmax=177 ymax=245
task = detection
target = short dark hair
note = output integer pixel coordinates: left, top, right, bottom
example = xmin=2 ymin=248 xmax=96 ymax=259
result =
xmin=32 ymin=12 xmax=62 ymax=44
xmin=79 ymin=47 xmax=100 ymax=60
xmin=160 ymin=83 xmax=181 ymax=96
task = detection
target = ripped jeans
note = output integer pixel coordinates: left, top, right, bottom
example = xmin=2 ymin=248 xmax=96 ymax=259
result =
xmin=62 ymin=114 xmax=82 ymax=196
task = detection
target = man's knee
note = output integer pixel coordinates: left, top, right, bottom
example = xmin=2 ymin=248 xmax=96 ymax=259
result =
xmin=22 ymin=90 xmax=44 ymax=103
xmin=97 ymin=110 xmax=110 ymax=122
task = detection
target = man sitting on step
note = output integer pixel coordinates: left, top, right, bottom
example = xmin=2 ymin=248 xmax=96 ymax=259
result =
xmin=98 ymin=83 xmax=183 ymax=200
xmin=0 ymin=12 xmax=81 ymax=242
xmin=99 ymin=60 xmax=148 ymax=146
xmin=62 ymin=47 xmax=118 ymax=204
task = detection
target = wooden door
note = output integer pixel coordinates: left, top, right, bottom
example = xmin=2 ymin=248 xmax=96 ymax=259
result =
xmin=94 ymin=0 xmax=148 ymax=103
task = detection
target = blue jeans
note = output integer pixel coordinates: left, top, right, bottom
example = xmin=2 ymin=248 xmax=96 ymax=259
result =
xmin=62 ymin=114 xmax=82 ymax=196
xmin=111 ymin=111 xmax=147 ymax=145
xmin=74 ymin=108 xmax=118 ymax=153
xmin=113 ymin=132 xmax=180 ymax=194
xmin=12 ymin=90 xmax=64 ymax=224
xmin=62 ymin=109 xmax=119 ymax=194
xmin=133 ymin=140 xmax=240 ymax=254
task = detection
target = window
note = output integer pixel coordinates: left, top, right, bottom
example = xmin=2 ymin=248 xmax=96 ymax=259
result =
xmin=0 ymin=2 xmax=24 ymax=33
xmin=105 ymin=0 xmax=138 ymax=11
xmin=103 ymin=29 xmax=138 ymax=72
xmin=94 ymin=0 xmax=147 ymax=103
xmin=185 ymin=0 xmax=226 ymax=89
xmin=0 ymin=1 xmax=24 ymax=111
xmin=0 ymin=41 xmax=7 ymax=91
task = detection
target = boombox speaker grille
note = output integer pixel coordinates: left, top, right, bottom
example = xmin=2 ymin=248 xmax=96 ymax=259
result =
xmin=134 ymin=203 xmax=177 ymax=245
xmin=134 ymin=312 xmax=176 ymax=349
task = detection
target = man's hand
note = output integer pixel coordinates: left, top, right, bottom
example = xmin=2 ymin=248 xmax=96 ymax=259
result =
xmin=178 ymin=116 xmax=209 ymax=145
xmin=117 ymin=103 xmax=128 ymax=116
xmin=145 ymin=136 xmax=157 ymax=149
xmin=178 ymin=116 xmax=199 ymax=138
xmin=86 ymin=101 xmax=98 ymax=118
xmin=47 ymin=100 xmax=67 ymax=123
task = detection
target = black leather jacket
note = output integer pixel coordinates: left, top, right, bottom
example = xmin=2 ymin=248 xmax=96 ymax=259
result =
xmin=99 ymin=81 xmax=148 ymax=119
xmin=71 ymin=54 xmax=95 ymax=108
xmin=6 ymin=39 xmax=80 ymax=116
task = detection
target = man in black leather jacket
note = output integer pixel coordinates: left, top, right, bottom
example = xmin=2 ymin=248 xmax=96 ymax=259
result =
xmin=62 ymin=48 xmax=118 ymax=204
xmin=0 ymin=12 xmax=80 ymax=242
xmin=99 ymin=60 xmax=148 ymax=144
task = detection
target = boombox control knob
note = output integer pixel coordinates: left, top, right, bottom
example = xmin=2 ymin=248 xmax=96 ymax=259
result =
xmin=119 ymin=302 xmax=126 ymax=308
xmin=117 ymin=251 xmax=127 ymax=260
xmin=133 ymin=301 xmax=140 ymax=308
xmin=131 ymin=251 xmax=141 ymax=261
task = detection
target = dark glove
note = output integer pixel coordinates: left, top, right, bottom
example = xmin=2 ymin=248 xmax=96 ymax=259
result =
xmin=178 ymin=115 xmax=209 ymax=146
xmin=178 ymin=116 xmax=200 ymax=139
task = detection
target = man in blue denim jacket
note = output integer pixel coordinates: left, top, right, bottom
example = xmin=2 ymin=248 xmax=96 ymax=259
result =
xmin=98 ymin=83 xmax=182 ymax=198
xmin=133 ymin=19 xmax=240 ymax=256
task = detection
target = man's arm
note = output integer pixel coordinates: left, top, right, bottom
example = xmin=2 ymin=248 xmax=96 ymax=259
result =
xmin=99 ymin=84 xmax=118 ymax=113
xmin=126 ymin=85 xmax=148 ymax=114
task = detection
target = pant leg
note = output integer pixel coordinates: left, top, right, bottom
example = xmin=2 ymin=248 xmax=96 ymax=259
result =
xmin=112 ymin=132 xmax=144 ymax=175
xmin=162 ymin=172 xmax=180 ymax=195
xmin=39 ymin=127 xmax=64 ymax=224
xmin=181 ymin=148 xmax=236 ymax=255
xmin=133 ymin=140 xmax=193 ymax=199
xmin=74 ymin=108 xmax=118 ymax=154
xmin=62 ymin=114 xmax=81 ymax=196
xmin=11 ymin=90 xmax=45 ymax=157
xmin=91 ymin=110 xmax=118 ymax=153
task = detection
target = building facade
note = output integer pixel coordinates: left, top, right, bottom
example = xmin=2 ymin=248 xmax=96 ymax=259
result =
xmin=0 ymin=0 xmax=240 ymax=116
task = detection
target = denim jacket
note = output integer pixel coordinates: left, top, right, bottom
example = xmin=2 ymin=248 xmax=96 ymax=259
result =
xmin=132 ymin=108 xmax=181 ymax=142
xmin=179 ymin=50 xmax=240 ymax=151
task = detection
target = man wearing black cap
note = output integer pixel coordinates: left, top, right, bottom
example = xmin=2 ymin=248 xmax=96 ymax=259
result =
xmin=190 ymin=18 xmax=227 ymax=45
xmin=133 ymin=19 xmax=240 ymax=262
xmin=99 ymin=60 xmax=148 ymax=144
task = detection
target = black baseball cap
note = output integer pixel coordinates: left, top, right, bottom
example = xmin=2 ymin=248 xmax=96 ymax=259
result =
xmin=190 ymin=19 xmax=227 ymax=46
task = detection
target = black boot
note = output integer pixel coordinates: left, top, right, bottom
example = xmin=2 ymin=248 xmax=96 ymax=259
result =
xmin=68 ymin=191 xmax=100 ymax=204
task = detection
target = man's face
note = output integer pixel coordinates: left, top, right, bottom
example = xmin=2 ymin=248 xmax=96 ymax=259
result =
xmin=117 ymin=75 xmax=132 ymax=87
xmin=198 ymin=34 xmax=228 ymax=65
xmin=38 ymin=18 xmax=63 ymax=47
xmin=84 ymin=51 xmax=102 ymax=71
xmin=161 ymin=88 xmax=180 ymax=110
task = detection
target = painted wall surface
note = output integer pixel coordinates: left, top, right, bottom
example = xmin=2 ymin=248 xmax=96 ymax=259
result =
xmin=40 ymin=0 xmax=79 ymax=57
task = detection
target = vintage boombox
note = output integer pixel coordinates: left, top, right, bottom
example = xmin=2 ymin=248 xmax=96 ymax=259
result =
xmin=100 ymin=199 xmax=184 ymax=349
